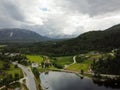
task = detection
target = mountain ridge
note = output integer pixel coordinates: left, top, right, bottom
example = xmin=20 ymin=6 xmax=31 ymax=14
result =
xmin=0 ymin=28 xmax=50 ymax=42
xmin=31 ymin=24 xmax=120 ymax=56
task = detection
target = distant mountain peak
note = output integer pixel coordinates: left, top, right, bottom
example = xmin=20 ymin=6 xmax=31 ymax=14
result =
xmin=0 ymin=28 xmax=50 ymax=42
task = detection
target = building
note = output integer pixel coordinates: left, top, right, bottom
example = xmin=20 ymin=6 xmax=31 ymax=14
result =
xmin=31 ymin=63 xmax=39 ymax=68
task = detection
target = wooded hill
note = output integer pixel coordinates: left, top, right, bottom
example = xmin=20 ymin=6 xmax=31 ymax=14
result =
xmin=2 ymin=24 xmax=120 ymax=56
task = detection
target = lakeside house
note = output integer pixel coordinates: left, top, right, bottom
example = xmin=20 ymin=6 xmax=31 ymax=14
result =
xmin=32 ymin=63 xmax=39 ymax=68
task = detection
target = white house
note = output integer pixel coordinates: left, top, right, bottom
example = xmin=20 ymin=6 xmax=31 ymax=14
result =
xmin=32 ymin=63 xmax=39 ymax=68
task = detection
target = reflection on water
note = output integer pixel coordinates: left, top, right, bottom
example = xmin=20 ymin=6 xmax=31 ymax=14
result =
xmin=93 ymin=77 xmax=120 ymax=89
xmin=40 ymin=71 xmax=120 ymax=90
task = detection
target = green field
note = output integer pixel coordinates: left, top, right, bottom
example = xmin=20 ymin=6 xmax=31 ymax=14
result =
xmin=66 ymin=59 xmax=92 ymax=72
xmin=66 ymin=53 xmax=104 ymax=72
xmin=54 ymin=56 xmax=73 ymax=66
xmin=26 ymin=55 xmax=43 ymax=63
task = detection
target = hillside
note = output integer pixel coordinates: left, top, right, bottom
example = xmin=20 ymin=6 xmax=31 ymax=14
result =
xmin=0 ymin=28 xmax=50 ymax=42
xmin=30 ymin=24 xmax=120 ymax=56
xmin=2 ymin=24 xmax=120 ymax=56
xmin=57 ymin=24 xmax=120 ymax=54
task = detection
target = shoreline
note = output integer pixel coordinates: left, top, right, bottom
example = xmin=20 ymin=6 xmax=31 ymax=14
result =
xmin=39 ymin=68 xmax=120 ymax=81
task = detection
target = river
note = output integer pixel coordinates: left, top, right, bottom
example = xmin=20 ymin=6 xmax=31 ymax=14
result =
xmin=40 ymin=71 xmax=120 ymax=90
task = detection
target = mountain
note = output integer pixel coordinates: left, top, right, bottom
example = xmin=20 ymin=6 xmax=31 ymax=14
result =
xmin=30 ymin=24 xmax=120 ymax=56
xmin=3 ymin=24 xmax=120 ymax=56
xmin=59 ymin=24 xmax=120 ymax=54
xmin=0 ymin=28 xmax=50 ymax=42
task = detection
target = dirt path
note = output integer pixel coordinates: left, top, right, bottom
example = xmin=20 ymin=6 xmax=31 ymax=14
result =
xmin=64 ymin=56 xmax=76 ymax=69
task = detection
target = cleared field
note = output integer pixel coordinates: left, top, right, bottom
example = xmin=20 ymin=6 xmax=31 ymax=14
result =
xmin=66 ymin=53 xmax=104 ymax=72
xmin=26 ymin=55 xmax=43 ymax=63
xmin=66 ymin=59 xmax=93 ymax=72
xmin=55 ymin=56 xmax=73 ymax=66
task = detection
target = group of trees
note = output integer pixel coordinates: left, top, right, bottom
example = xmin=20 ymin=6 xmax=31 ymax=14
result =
xmin=0 ymin=53 xmax=27 ymax=87
xmin=0 ymin=73 xmax=20 ymax=87
xmin=52 ymin=62 xmax=64 ymax=69
xmin=3 ymin=29 xmax=120 ymax=57
xmin=1 ymin=24 xmax=120 ymax=56
xmin=32 ymin=68 xmax=39 ymax=78
xmin=0 ymin=63 xmax=21 ymax=87
xmin=91 ymin=49 xmax=120 ymax=75
xmin=0 ymin=53 xmax=30 ymax=66
xmin=76 ymin=55 xmax=87 ymax=63
xmin=51 ymin=57 xmax=64 ymax=69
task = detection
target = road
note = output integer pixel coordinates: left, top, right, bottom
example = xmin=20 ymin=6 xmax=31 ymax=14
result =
xmin=64 ymin=56 xmax=76 ymax=69
xmin=73 ymin=56 xmax=76 ymax=64
xmin=13 ymin=62 xmax=37 ymax=90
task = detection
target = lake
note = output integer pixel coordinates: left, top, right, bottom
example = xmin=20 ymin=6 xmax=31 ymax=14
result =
xmin=40 ymin=71 xmax=120 ymax=90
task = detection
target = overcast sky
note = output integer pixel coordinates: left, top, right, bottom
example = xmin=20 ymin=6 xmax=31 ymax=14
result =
xmin=0 ymin=0 xmax=120 ymax=38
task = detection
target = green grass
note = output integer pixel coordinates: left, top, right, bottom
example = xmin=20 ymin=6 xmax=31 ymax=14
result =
xmin=26 ymin=55 xmax=43 ymax=64
xmin=0 ymin=60 xmax=23 ymax=79
xmin=66 ymin=53 xmax=105 ymax=72
xmin=0 ymin=60 xmax=5 ymax=68
xmin=6 ymin=64 xmax=23 ymax=78
xmin=54 ymin=56 xmax=73 ymax=66
xmin=67 ymin=59 xmax=93 ymax=72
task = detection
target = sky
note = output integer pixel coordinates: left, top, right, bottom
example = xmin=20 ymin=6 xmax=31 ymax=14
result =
xmin=0 ymin=0 xmax=120 ymax=38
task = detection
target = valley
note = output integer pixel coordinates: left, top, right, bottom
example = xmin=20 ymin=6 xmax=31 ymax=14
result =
xmin=0 ymin=24 xmax=120 ymax=90
xmin=0 ymin=0 xmax=120 ymax=90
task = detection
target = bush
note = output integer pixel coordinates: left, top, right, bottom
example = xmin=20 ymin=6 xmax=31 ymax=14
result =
xmin=53 ymin=62 xmax=64 ymax=69
xmin=32 ymin=68 xmax=39 ymax=78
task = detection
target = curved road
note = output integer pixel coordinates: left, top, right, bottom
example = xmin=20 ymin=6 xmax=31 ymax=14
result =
xmin=13 ymin=63 xmax=37 ymax=90
xmin=73 ymin=56 xmax=76 ymax=64
xmin=64 ymin=56 xmax=76 ymax=69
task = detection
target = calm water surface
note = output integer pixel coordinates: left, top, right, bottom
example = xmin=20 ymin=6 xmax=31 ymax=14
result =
xmin=40 ymin=71 xmax=120 ymax=90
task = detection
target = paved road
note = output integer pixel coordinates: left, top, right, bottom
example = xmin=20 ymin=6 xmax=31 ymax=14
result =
xmin=13 ymin=63 xmax=37 ymax=90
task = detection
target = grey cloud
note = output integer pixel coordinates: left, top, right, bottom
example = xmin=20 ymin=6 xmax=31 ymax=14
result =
xmin=57 ymin=0 xmax=89 ymax=14
xmin=64 ymin=0 xmax=120 ymax=16
xmin=0 ymin=14 xmax=21 ymax=28
xmin=0 ymin=0 xmax=120 ymax=38
xmin=0 ymin=0 xmax=25 ymax=21
xmin=88 ymin=0 xmax=120 ymax=16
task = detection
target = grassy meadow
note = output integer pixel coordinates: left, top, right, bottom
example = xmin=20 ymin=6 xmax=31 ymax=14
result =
xmin=26 ymin=55 xmax=43 ymax=63
xmin=54 ymin=56 xmax=73 ymax=66
xmin=66 ymin=60 xmax=92 ymax=72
